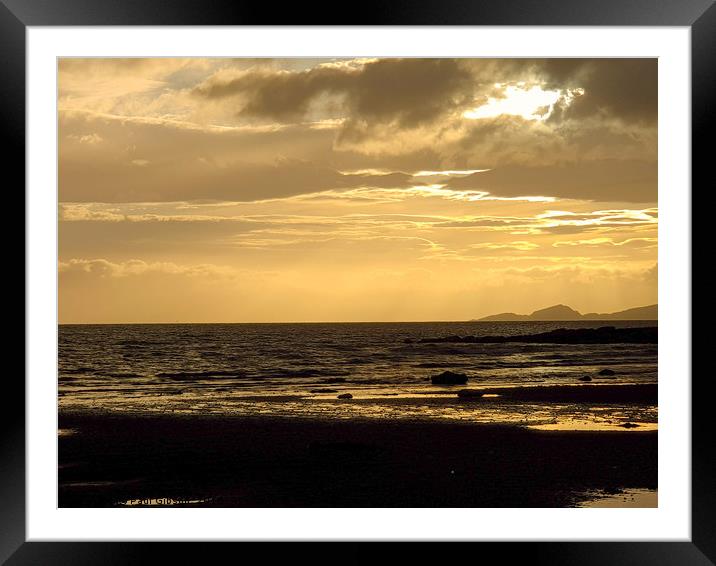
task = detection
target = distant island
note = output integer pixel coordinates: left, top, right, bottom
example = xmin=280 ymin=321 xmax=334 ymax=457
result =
xmin=474 ymin=304 xmax=657 ymax=322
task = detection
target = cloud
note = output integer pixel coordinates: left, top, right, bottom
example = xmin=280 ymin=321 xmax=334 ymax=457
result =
xmin=67 ymin=133 xmax=103 ymax=145
xmin=469 ymin=241 xmax=540 ymax=251
xmin=58 ymin=58 xmax=291 ymax=119
xmin=446 ymin=159 xmax=657 ymax=202
xmin=194 ymin=58 xmax=473 ymax=128
xmin=59 ymin=111 xmax=416 ymax=202
xmin=59 ymin=59 xmax=658 ymax=209
xmin=193 ymin=58 xmax=657 ymax=127
xmin=59 ymin=204 xmax=126 ymax=222
xmin=643 ymin=263 xmax=658 ymax=282
xmin=538 ymin=58 xmax=657 ymax=125
xmin=59 ymin=57 xmax=658 ymax=204
xmin=553 ymin=237 xmax=656 ymax=247
xmin=488 ymin=263 xmax=658 ymax=291
xmin=58 ymin=258 xmax=237 ymax=278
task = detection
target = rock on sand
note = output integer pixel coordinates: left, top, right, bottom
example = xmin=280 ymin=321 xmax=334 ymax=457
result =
xmin=431 ymin=371 xmax=469 ymax=385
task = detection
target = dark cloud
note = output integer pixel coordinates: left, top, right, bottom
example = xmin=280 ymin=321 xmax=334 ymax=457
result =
xmin=539 ymin=58 xmax=657 ymax=124
xmin=194 ymin=58 xmax=657 ymax=128
xmin=194 ymin=58 xmax=472 ymax=128
xmin=445 ymin=159 xmax=657 ymax=202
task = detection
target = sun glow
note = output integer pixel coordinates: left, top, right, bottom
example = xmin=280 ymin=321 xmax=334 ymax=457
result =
xmin=464 ymin=84 xmax=574 ymax=121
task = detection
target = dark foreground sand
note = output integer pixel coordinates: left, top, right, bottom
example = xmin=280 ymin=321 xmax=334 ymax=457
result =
xmin=59 ymin=412 xmax=656 ymax=508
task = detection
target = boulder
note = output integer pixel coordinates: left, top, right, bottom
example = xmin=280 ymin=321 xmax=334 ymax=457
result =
xmin=578 ymin=376 xmax=592 ymax=382
xmin=337 ymin=393 xmax=353 ymax=399
xmin=599 ymin=369 xmax=616 ymax=376
xmin=431 ymin=371 xmax=469 ymax=385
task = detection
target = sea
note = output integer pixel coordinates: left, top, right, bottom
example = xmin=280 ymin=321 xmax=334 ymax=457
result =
xmin=58 ymin=320 xmax=658 ymax=430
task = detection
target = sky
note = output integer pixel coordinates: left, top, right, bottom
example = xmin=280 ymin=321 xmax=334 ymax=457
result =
xmin=58 ymin=57 xmax=657 ymax=323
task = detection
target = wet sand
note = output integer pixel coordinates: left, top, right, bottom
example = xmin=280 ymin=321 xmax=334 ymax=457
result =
xmin=59 ymin=411 xmax=656 ymax=508
xmin=577 ymin=488 xmax=657 ymax=508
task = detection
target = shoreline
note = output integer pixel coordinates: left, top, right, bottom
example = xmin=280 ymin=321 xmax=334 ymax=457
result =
xmin=58 ymin=383 xmax=658 ymax=430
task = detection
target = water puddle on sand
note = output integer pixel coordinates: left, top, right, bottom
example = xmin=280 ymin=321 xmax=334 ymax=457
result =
xmin=529 ymin=420 xmax=657 ymax=432
xmin=577 ymin=488 xmax=657 ymax=508
xmin=116 ymin=497 xmax=211 ymax=507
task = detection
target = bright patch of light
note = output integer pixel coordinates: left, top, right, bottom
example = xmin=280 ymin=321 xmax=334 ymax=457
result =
xmin=413 ymin=169 xmax=488 ymax=177
xmin=482 ymin=195 xmax=557 ymax=203
xmin=537 ymin=209 xmax=659 ymax=227
xmin=464 ymin=85 xmax=565 ymax=121
xmin=407 ymin=185 xmax=490 ymax=202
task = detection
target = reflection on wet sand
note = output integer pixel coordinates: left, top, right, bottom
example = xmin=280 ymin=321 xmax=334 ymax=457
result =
xmin=117 ymin=497 xmax=211 ymax=507
xmin=577 ymin=488 xmax=657 ymax=508
xmin=60 ymin=391 xmax=658 ymax=431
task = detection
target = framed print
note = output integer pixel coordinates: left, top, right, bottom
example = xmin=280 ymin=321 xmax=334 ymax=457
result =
xmin=8 ymin=0 xmax=712 ymax=563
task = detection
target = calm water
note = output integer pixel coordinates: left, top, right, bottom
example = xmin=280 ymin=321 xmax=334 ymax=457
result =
xmin=59 ymin=321 xmax=657 ymax=429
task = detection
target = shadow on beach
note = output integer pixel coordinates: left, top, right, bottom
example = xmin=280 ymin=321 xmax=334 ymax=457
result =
xmin=59 ymin=412 xmax=656 ymax=508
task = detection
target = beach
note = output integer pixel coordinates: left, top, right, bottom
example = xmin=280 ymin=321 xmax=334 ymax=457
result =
xmin=58 ymin=321 xmax=658 ymax=508
xmin=59 ymin=410 xmax=656 ymax=508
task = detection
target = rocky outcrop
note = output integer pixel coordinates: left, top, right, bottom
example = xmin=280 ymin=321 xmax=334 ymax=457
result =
xmin=419 ymin=326 xmax=657 ymax=345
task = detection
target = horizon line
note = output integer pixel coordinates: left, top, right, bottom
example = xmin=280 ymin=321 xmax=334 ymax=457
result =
xmin=58 ymin=318 xmax=659 ymax=325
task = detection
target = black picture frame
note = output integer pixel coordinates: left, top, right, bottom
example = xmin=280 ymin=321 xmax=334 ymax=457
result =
xmin=6 ymin=0 xmax=711 ymax=563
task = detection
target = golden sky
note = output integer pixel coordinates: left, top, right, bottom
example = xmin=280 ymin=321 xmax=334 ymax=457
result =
xmin=58 ymin=58 xmax=657 ymax=323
